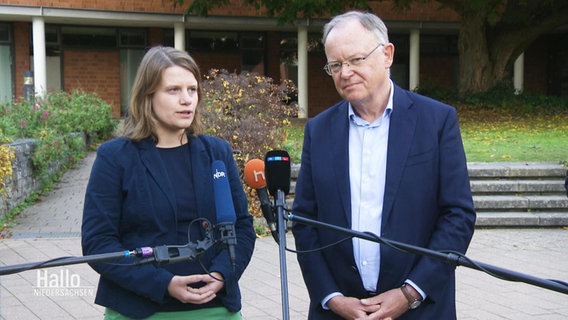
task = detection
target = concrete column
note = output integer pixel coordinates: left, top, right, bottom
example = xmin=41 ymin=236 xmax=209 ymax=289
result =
xmin=174 ymin=22 xmax=185 ymax=51
xmin=32 ymin=17 xmax=47 ymax=98
xmin=409 ymin=29 xmax=420 ymax=91
xmin=297 ymin=24 xmax=308 ymax=119
xmin=514 ymin=53 xmax=524 ymax=94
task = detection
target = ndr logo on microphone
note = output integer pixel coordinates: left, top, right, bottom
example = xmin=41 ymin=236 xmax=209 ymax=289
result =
xmin=213 ymin=169 xmax=227 ymax=179
xmin=34 ymin=269 xmax=95 ymax=297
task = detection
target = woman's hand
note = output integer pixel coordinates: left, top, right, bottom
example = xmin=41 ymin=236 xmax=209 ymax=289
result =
xmin=167 ymin=272 xmax=225 ymax=304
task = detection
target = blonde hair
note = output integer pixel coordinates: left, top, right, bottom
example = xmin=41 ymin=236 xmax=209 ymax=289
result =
xmin=122 ymin=46 xmax=204 ymax=142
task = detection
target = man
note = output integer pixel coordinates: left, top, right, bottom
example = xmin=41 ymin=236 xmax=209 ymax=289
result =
xmin=292 ymin=11 xmax=476 ymax=319
xmin=565 ymin=171 xmax=568 ymax=197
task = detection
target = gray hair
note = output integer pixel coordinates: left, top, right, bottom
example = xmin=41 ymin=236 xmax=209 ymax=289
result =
xmin=322 ymin=11 xmax=389 ymax=46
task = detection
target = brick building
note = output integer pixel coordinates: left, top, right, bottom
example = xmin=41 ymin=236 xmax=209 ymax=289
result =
xmin=0 ymin=1 xmax=566 ymax=118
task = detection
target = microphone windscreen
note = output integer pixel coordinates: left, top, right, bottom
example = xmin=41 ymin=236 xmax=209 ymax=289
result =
xmin=265 ymin=150 xmax=291 ymax=196
xmin=212 ymin=160 xmax=236 ymax=224
xmin=244 ymin=159 xmax=267 ymax=189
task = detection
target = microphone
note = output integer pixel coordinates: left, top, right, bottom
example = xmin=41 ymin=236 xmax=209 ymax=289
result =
xmin=212 ymin=160 xmax=237 ymax=271
xmin=134 ymin=220 xmax=216 ymax=266
xmin=265 ymin=150 xmax=291 ymax=196
xmin=264 ymin=150 xmax=293 ymax=318
xmin=244 ymin=159 xmax=279 ymax=243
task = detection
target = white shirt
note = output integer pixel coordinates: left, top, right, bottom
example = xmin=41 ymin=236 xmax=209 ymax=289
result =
xmin=348 ymin=83 xmax=393 ymax=292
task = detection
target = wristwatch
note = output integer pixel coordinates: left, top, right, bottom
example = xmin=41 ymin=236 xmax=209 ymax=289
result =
xmin=400 ymin=283 xmax=422 ymax=309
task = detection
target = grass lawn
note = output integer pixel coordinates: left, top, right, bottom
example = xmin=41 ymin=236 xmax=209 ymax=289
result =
xmin=284 ymin=105 xmax=568 ymax=165
xmin=458 ymin=106 xmax=568 ymax=163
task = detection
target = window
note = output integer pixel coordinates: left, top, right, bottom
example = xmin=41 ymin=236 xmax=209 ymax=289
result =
xmin=0 ymin=23 xmax=11 ymax=43
xmin=190 ymin=31 xmax=239 ymax=51
xmin=280 ymin=32 xmax=323 ymax=85
xmin=119 ymin=29 xmax=146 ymax=48
xmin=120 ymin=49 xmax=145 ymax=116
xmin=240 ymin=32 xmax=264 ymax=72
xmin=0 ymin=23 xmax=13 ymax=103
xmin=420 ymin=35 xmax=458 ymax=55
xmin=119 ymin=28 xmax=147 ymax=115
xmin=45 ymin=25 xmax=59 ymax=45
xmin=61 ymin=26 xmax=117 ymax=48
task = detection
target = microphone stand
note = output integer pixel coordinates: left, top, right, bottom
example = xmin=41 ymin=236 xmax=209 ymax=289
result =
xmin=0 ymin=222 xmax=218 ymax=276
xmin=275 ymin=189 xmax=290 ymax=320
xmin=0 ymin=250 xmax=139 ymax=276
xmin=287 ymin=213 xmax=568 ymax=296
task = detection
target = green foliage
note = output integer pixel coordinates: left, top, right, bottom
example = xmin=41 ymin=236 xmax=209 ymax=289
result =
xmin=282 ymin=120 xmax=304 ymax=164
xmin=414 ymin=78 xmax=459 ymax=102
xmin=178 ymin=0 xmax=373 ymax=24
xmin=462 ymin=81 xmax=568 ymax=114
xmin=201 ymin=69 xmax=298 ymax=218
xmin=0 ymin=91 xmax=118 ymax=182
xmin=41 ymin=91 xmax=118 ymax=142
xmin=458 ymin=104 xmax=568 ymax=163
xmin=202 ymin=69 xmax=298 ymax=164
xmin=0 ymin=189 xmax=39 ymax=236
xmin=0 ymin=91 xmax=118 ymax=233
xmin=174 ymin=0 xmax=231 ymax=16
xmin=0 ymin=144 xmax=15 ymax=197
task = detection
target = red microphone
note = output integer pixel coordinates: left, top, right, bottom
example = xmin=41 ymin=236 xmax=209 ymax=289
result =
xmin=244 ymin=159 xmax=278 ymax=243
xmin=244 ymin=159 xmax=267 ymax=189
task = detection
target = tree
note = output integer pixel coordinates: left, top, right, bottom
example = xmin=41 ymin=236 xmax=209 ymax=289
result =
xmin=174 ymin=0 xmax=372 ymax=24
xmin=434 ymin=0 xmax=568 ymax=96
xmin=175 ymin=0 xmax=568 ymax=97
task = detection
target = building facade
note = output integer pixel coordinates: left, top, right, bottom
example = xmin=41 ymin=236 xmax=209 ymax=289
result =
xmin=0 ymin=1 xmax=567 ymax=118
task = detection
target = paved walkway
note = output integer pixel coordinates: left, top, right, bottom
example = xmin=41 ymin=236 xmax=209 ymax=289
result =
xmin=1 ymin=152 xmax=567 ymax=319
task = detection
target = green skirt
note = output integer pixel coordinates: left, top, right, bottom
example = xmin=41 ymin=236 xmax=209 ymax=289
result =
xmin=104 ymin=307 xmax=241 ymax=320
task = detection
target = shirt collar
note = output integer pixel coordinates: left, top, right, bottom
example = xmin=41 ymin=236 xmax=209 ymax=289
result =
xmin=348 ymin=80 xmax=394 ymax=127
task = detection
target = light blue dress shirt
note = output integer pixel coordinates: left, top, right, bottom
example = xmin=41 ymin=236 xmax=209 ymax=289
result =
xmin=321 ymin=81 xmax=426 ymax=309
xmin=321 ymin=81 xmax=393 ymax=308
xmin=322 ymin=81 xmax=426 ymax=310
xmin=349 ymin=85 xmax=393 ymax=293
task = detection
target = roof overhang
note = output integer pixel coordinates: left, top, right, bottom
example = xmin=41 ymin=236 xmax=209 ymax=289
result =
xmin=0 ymin=4 xmax=460 ymax=34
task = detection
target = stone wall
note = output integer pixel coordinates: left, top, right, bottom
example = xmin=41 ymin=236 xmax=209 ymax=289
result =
xmin=0 ymin=136 xmax=86 ymax=219
xmin=1 ymin=139 xmax=39 ymax=218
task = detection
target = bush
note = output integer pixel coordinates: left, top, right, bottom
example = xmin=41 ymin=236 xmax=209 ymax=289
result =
xmin=0 ymin=90 xmax=118 ymax=182
xmin=40 ymin=91 xmax=118 ymax=143
xmin=201 ymin=69 xmax=298 ymax=218
xmin=202 ymin=69 xmax=298 ymax=163
xmin=0 ymin=144 xmax=15 ymax=197
xmin=463 ymin=81 xmax=568 ymax=114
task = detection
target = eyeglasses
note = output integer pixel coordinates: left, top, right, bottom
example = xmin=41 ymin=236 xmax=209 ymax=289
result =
xmin=323 ymin=43 xmax=384 ymax=76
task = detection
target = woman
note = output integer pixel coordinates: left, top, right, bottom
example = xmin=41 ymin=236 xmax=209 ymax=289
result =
xmin=81 ymin=46 xmax=256 ymax=319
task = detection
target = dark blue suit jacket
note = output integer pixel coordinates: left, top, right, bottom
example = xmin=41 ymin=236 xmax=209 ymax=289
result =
xmin=564 ymin=171 xmax=568 ymax=197
xmin=81 ymin=135 xmax=255 ymax=319
xmin=292 ymin=84 xmax=476 ymax=319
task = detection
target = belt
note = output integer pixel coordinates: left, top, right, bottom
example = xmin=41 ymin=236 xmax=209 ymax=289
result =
xmin=366 ymin=291 xmax=377 ymax=297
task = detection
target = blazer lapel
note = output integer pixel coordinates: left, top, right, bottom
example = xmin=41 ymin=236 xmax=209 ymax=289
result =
xmin=382 ymin=86 xmax=418 ymax=225
xmin=329 ymin=102 xmax=352 ymax=226
xmin=189 ymin=136 xmax=215 ymax=221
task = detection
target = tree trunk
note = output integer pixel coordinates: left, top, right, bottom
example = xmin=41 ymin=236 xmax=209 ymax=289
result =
xmin=454 ymin=1 xmax=550 ymax=97
xmin=457 ymin=12 xmax=497 ymax=97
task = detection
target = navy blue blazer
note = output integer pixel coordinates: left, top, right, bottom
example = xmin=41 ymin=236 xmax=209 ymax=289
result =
xmin=292 ymin=84 xmax=476 ymax=319
xmin=564 ymin=171 xmax=567 ymax=197
xmin=81 ymin=135 xmax=255 ymax=319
